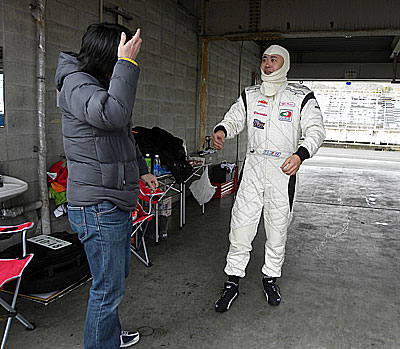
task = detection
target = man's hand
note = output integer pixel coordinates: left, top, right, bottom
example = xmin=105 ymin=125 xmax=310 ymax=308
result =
xmin=213 ymin=130 xmax=225 ymax=150
xmin=280 ymin=154 xmax=301 ymax=176
xmin=118 ymin=28 xmax=142 ymax=61
xmin=140 ymin=173 xmax=158 ymax=191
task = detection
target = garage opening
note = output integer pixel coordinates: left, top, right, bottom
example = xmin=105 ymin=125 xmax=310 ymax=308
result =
xmin=293 ymin=81 xmax=400 ymax=146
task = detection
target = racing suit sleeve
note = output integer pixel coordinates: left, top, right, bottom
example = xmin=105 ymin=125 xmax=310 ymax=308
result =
xmin=213 ymin=93 xmax=247 ymax=139
xmin=298 ymin=92 xmax=326 ymax=158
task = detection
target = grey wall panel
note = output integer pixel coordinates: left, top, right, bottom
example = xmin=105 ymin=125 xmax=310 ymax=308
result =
xmin=0 ymin=0 xmax=99 ymax=219
xmin=206 ymin=40 xmax=260 ymax=165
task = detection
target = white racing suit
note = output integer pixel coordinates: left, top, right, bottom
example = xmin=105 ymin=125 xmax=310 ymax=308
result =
xmin=214 ymin=82 xmax=325 ymax=278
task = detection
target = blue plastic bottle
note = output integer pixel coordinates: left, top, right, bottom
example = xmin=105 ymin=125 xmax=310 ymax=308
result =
xmin=154 ymin=154 xmax=161 ymax=176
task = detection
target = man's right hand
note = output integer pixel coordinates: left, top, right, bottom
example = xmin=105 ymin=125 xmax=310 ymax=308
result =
xmin=213 ymin=130 xmax=225 ymax=150
xmin=118 ymin=28 xmax=142 ymax=61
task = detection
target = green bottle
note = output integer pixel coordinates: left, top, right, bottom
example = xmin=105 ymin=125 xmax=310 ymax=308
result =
xmin=145 ymin=154 xmax=152 ymax=172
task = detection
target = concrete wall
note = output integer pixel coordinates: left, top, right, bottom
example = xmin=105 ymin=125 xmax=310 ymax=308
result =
xmin=133 ymin=0 xmax=199 ymax=147
xmin=0 ymin=0 xmax=259 ymax=229
xmin=0 ymin=0 xmax=99 ymax=226
xmin=206 ymin=40 xmax=261 ymax=165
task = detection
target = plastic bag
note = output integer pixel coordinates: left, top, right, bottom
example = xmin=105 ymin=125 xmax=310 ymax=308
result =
xmin=189 ymin=167 xmax=216 ymax=205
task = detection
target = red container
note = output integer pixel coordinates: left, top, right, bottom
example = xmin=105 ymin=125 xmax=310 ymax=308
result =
xmin=211 ymin=166 xmax=238 ymax=199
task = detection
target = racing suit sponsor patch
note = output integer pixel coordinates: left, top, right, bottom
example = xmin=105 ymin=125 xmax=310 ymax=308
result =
xmin=253 ymin=119 xmax=265 ymax=129
xmin=254 ymin=111 xmax=268 ymax=117
xmin=263 ymin=150 xmax=281 ymax=157
xmin=257 ymin=100 xmax=269 ymax=108
xmin=280 ymin=102 xmax=295 ymax=107
xmin=279 ymin=109 xmax=293 ymax=122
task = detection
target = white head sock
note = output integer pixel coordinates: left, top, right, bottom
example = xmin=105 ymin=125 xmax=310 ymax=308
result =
xmin=260 ymin=45 xmax=290 ymax=97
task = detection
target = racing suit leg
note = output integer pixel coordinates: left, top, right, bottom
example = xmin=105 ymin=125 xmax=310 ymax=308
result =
xmin=261 ymin=160 xmax=296 ymax=277
xmin=224 ymin=155 xmax=265 ymax=278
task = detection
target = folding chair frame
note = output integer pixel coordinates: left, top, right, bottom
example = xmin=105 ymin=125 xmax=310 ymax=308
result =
xmin=130 ymin=206 xmax=154 ymax=267
xmin=139 ymin=180 xmax=167 ymax=244
xmin=0 ymin=222 xmax=36 ymax=349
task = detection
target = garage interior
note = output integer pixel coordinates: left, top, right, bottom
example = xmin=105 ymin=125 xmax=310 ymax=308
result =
xmin=0 ymin=0 xmax=399 ymax=348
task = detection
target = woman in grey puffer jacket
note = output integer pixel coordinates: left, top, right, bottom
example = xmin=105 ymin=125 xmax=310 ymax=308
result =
xmin=55 ymin=23 xmax=157 ymax=349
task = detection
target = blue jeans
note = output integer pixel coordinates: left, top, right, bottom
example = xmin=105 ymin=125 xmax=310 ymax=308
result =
xmin=68 ymin=201 xmax=132 ymax=349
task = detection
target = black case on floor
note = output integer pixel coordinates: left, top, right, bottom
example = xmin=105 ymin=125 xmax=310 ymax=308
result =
xmin=0 ymin=231 xmax=90 ymax=294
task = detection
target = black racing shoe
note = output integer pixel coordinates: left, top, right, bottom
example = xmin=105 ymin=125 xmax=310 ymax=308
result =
xmin=262 ymin=276 xmax=281 ymax=306
xmin=215 ymin=281 xmax=239 ymax=313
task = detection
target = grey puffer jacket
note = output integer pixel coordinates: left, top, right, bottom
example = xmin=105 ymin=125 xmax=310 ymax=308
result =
xmin=55 ymin=52 xmax=148 ymax=211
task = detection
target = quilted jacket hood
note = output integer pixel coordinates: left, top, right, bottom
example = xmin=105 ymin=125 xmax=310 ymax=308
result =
xmin=54 ymin=52 xmax=79 ymax=91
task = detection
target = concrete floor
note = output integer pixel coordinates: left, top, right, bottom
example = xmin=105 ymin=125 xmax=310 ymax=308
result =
xmin=1 ymin=148 xmax=400 ymax=348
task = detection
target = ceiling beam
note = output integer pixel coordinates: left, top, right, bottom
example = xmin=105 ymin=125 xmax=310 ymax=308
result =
xmin=203 ymin=29 xmax=400 ymax=42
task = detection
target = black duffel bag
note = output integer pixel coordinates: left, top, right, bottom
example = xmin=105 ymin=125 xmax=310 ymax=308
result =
xmin=210 ymin=164 xmax=229 ymax=183
xmin=132 ymin=126 xmax=193 ymax=183
xmin=166 ymin=160 xmax=194 ymax=184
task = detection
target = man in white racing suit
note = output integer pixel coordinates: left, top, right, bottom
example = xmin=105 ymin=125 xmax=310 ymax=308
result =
xmin=213 ymin=45 xmax=325 ymax=312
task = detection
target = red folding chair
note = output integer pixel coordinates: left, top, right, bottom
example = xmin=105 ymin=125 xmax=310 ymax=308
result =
xmin=130 ymin=203 xmax=154 ymax=267
xmin=139 ymin=180 xmax=165 ymax=212
xmin=0 ymin=222 xmax=36 ymax=349
xmin=138 ymin=180 xmax=166 ymax=244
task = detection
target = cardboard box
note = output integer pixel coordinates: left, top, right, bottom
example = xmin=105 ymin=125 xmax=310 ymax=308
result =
xmin=157 ymin=196 xmax=172 ymax=217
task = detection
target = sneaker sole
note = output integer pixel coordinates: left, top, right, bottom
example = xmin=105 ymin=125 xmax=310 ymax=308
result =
xmin=120 ymin=334 xmax=140 ymax=347
xmin=215 ymin=292 xmax=239 ymax=313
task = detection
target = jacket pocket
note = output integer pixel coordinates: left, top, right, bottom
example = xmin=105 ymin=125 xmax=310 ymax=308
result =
xmin=124 ymin=161 xmax=139 ymax=189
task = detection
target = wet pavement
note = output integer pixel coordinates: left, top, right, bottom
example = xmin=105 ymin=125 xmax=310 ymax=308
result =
xmin=1 ymin=147 xmax=400 ymax=348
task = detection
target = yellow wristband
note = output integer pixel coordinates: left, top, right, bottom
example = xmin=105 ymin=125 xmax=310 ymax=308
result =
xmin=118 ymin=57 xmax=138 ymax=66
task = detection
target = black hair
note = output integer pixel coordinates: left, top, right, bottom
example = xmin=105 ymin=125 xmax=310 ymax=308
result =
xmin=77 ymin=22 xmax=133 ymax=82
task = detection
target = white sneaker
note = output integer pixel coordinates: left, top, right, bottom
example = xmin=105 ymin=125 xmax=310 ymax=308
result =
xmin=120 ymin=330 xmax=140 ymax=347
